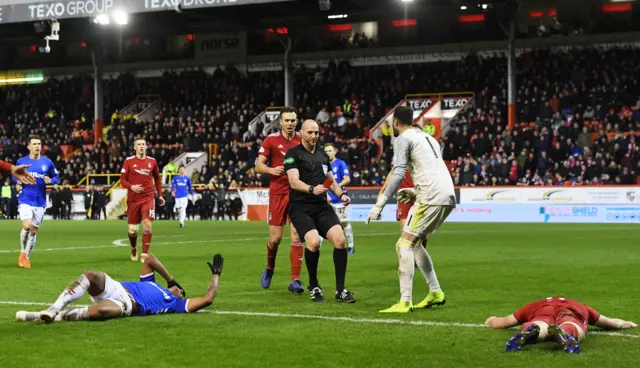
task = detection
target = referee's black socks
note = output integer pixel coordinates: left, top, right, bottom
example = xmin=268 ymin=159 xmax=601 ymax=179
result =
xmin=304 ymin=248 xmax=320 ymax=288
xmin=333 ymin=248 xmax=348 ymax=291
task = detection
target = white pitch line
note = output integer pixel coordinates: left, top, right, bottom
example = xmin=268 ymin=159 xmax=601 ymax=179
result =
xmin=0 ymin=232 xmax=399 ymax=254
xmin=0 ymin=300 xmax=637 ymax=339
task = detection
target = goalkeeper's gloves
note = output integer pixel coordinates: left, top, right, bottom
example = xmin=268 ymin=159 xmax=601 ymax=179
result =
xmin=207 ymin=253 xmax=224 ymax=275
xmin=366 ymin=206 xmax=383 ymax=224
xmin=366 ymin=194 xmax=388 ymax=224
xmin=397 ymin=188 xmax=417 ymax=204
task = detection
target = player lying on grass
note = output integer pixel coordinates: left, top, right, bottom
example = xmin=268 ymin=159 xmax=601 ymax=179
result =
xmin=485 ymin=296 xmax=637 ymax=354
xmin=16 ymin=253 xmax=224 ymax=323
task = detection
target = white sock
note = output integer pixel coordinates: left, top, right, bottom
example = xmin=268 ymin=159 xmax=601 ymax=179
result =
xmin=397 ymin=243 xmax=415 ymax=302
xmin=49 ymin=274 xmax=90 ymax=313
xmin=413 ymin=245 xmax=441 ymax=292
xmin=344 ymin=224 xmax=354 ymax=248
xmin=25 ymin=233 xmax=37 ymax=259
xmin=60 ymin=307 xmax=90 ymax=321
xmin=179 ymin=207 xmax=186 ymax=224
xmin=20 ymin=229 xmax=28 ymax=253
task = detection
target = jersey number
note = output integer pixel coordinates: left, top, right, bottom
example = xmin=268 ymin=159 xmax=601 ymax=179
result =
xmin=425 ymin=137 xmax=438 ymax=158
xmin=148 ymin=209 xmax=155 ymax=219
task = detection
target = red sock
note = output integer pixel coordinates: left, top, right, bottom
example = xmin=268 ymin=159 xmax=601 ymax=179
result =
xmin=128 ymin=234 xmax=137 ymax=248
xmin=290 ymin=243 xmax=303 ymax=281
xmin=142 ymin=232 xmax=152 ymax=254
xmin=560 ymin=323 xmax=581 ymax=340
xmin=266 ymin=241 xmax=278 ymax=270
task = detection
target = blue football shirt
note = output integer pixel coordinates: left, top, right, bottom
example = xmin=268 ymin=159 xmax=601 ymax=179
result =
xmin=122 ymin=273 xmax=189 ymax=316
xmin=14 ymin=155 xmax=59 ymax=207
xmin=171 ymin=175 xmax=193 ymax=199
xmin=328 ymin=158 xmax=349 ymax=204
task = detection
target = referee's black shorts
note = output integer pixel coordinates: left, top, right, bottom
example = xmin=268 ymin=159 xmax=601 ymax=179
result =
xmin=289 ymin=202 xmax=341 ymax=239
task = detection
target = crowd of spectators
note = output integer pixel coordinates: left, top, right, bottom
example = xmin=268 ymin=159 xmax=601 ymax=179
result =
xmin=1 ymin=45 xmax=640 ymax=190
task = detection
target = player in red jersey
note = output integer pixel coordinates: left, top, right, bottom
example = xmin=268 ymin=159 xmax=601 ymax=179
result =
xmin=486 ymin=296 xmax=637 ymax=354
xmin=120 ymin=137 xmax=165 ymax=263
xmin=0 ymin=160 xmax=36 ymax=184
xmin=255 ymin=106 xmax=305 ymax=293
xmin=377 ymin=159 xmax=446 ymax=309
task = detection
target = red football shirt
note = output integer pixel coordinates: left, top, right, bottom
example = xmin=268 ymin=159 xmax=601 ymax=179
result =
xmin=120 ymin=156 xmax=162 ymax=203
xmin=259 ymin=132 xmax=301 ymax=195
xmin=513 ymin=297 xmax=601 ymax=326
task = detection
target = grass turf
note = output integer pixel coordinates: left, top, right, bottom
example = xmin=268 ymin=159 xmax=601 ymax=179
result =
xmin=0 ymin=221 xmax=638 ymax=367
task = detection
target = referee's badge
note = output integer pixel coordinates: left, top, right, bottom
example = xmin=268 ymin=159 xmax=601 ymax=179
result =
xmin=322 ymin=165 xmax=328 ymax=175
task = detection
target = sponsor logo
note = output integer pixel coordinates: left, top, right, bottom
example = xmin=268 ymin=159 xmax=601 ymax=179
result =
xmin=278 ymin=144 xmax=284 ymax=148
xmin=528 ymin=190 xmax=572 ymax=202
xmin=539 ymin=206 xmax=597 ymax=223
xmin=471 ymin=190 xmax=516 ymax=202
xmin=29 ymin=172 xmax=48 ymax=180
xmin=135 ymin=169 xmax=151 ymax=176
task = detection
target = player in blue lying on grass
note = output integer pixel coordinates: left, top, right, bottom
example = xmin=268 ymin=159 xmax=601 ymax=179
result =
xmin=15 ymin=253 xmax=224 ymax=323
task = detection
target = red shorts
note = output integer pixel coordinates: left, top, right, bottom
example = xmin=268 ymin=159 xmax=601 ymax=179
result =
xmin=127 ymin=200 xmax=155 ymax=225
xmin=397 ymin=202 xmax=414 ymax=221
xmin=523 ymin=307 xmax=588 ymax=333
xmin=268 ymin=194 xmax=291 ymax=226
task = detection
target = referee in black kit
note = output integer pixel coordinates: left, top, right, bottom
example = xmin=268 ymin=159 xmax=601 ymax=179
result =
xmin=283 ymin=120 xmax=356 ymax=303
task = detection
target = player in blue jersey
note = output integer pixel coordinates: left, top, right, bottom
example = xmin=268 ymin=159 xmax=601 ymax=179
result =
xmin=324 ymin=144 xmax=355 ymax=254
xmin=171 ymin=165 xmax=194 ymax=228
xmin=15 ymin=253 xmax=224 ymax=323
xmin=14 ymin=135 xmax=59 ymax=269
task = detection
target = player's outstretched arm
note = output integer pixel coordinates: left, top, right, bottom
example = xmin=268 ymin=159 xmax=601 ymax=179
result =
xmin=485 ymin=314 xmax=519 ymax=329
xmin=187 ymin=254 xmax=224 ymax=313
xmin=594 ymin=316 xmax=638 ymax=330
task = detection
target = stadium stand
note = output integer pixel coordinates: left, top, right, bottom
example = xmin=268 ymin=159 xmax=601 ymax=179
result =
xmin=2 ymin=46 xmax=640 ymax=192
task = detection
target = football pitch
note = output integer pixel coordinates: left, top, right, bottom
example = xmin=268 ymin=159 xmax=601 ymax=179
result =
xmin=0 ymin=220 xmax=638 ymax=367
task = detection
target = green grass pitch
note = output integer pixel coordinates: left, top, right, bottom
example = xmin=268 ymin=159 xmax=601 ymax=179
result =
xmin=0 ymin=220 xmax=638 ymax=367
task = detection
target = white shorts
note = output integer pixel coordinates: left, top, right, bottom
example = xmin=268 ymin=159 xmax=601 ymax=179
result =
xmin=403 ymin=203 xmax=454 ymax=238
xmin=175 ymin=197 xmax=188 ymax=210
xmin=18 ymin=204 xmax=45 ymax=228
xmin=90 ymin=274 xmax=133 ymax=317
xmin=331 ymin=203 xmax=351 ymax=223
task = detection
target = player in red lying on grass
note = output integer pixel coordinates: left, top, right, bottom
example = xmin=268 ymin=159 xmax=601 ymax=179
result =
xmin=485 ymin=296 xmax=637 ymax=354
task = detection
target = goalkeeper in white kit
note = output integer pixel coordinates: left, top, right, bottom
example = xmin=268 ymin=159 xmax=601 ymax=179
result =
xmin=367 ymin=106 xmax=456 ymax=313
